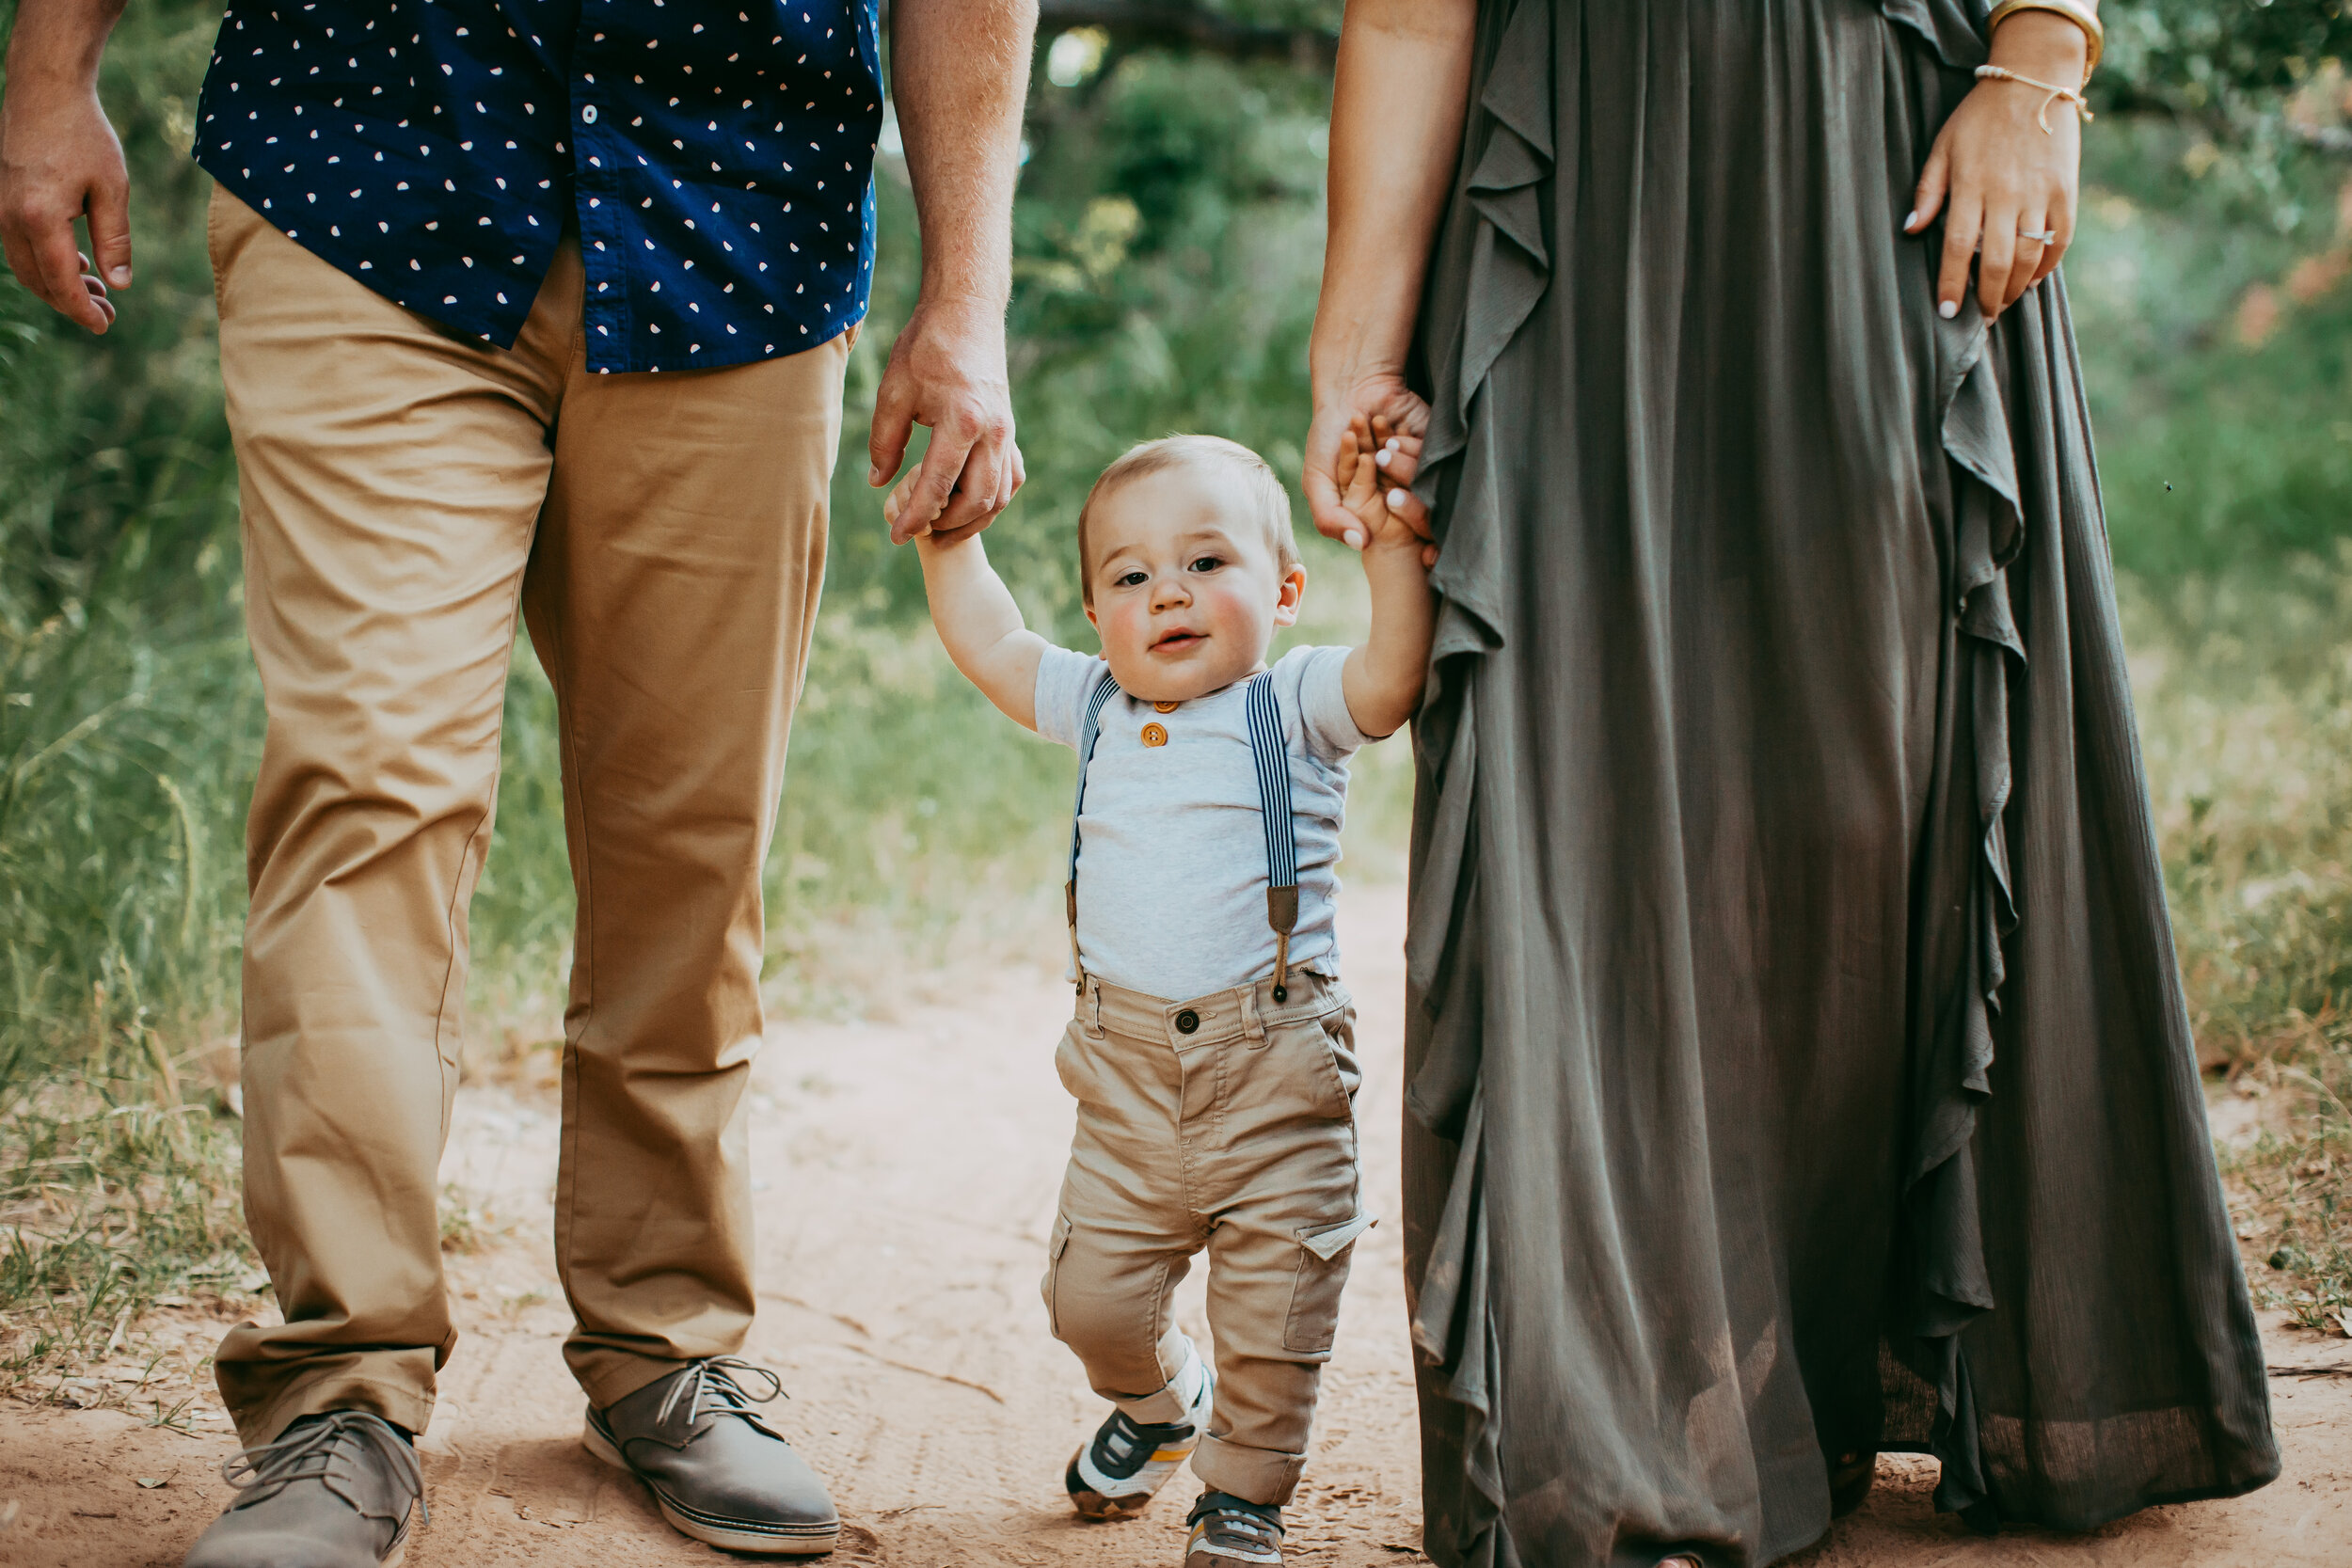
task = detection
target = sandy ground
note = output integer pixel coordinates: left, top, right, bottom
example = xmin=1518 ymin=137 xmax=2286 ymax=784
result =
xmin=4 ymin=884 xmax=2349 ymax=1567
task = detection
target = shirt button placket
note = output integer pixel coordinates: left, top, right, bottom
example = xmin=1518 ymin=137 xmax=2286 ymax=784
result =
xmin=570 ymin=50 xmax=613 ymax=372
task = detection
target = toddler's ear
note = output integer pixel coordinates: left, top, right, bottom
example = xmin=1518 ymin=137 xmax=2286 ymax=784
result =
xmin=1273 ymin=562 xmax=1309 ymax=626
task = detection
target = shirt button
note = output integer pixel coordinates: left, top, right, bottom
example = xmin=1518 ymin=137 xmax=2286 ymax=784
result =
xmin=1174 ymin=1009 xmax=1200 ymax=1035
xmin=1153 ymin=701 xmax=1179 ymax=714
xmin=580 ymin=104 xmax=598 ymax=124
xmin=1141 ymin=722 xmax=1168 ymax=748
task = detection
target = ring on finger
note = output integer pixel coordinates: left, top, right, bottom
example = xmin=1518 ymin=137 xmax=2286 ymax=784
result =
xmin=2018 ymin=227 xmax=2057 ymax=245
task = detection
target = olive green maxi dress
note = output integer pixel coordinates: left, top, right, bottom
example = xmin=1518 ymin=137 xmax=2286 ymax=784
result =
xmin=1399 ymin=4 xmax=2280 ymax=1565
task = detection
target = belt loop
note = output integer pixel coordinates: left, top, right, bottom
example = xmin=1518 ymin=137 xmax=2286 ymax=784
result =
xmin=1241 ymin=984 xmax=1264 ymax=1044
xmin=1089 ymin=978 xmax=1104 ymax=1035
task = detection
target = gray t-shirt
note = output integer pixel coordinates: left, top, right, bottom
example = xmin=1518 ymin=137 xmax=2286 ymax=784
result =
xmin=1035 ymin=643 xmax=1369 ymax=1002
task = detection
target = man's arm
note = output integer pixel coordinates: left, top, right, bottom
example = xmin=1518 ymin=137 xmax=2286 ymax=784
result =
xmin=0 ymin=0 xmax=131 ymax=333
xmin=872 ymin=0 xmax=1039 ymax=545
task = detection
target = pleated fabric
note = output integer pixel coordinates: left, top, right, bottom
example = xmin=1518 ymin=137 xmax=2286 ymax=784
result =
xmin=1398 ymin=5 xmax=2282 ymax=1564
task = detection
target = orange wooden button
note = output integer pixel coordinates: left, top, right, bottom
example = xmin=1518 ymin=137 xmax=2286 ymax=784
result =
xmin=1141 ymin=722 xmax=1168 ymax=748
xmin=1153 ymin=701 xmax=1180 ymax=713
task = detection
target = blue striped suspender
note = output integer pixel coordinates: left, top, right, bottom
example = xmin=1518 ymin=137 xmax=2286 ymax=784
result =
xmin=1066 ymin=672 xmax=1122 ymax=991
xmin=1244 ymin=672 xmax=1302 ymax=1001
xmin=1064 ymin=669 xmax=1302 ymax=1001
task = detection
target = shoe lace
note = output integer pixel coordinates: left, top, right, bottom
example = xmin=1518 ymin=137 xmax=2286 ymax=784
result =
xmin=220 ymin=1411 xmax=427 ymax=1525
xmin=655 ymin=1354 xmax=787 ymax=1432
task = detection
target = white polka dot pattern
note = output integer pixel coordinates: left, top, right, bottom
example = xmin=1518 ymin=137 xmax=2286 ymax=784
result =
xmin=193 ymin=0 xmax=882 ymax=374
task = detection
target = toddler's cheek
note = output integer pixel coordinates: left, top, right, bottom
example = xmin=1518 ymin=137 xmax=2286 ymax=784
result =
xmin=1101 ymin=604 xmax=1149 ymax=659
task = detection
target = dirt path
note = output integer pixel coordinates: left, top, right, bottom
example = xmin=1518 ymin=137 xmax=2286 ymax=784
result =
xmin=4 ymin=885 xmax=2348 ymax=1566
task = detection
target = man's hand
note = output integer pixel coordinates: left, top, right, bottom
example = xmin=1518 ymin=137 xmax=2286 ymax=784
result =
xmin=876 ymin=0 xmax=1036 ymax=546
xmin=1 ymin=0 xmax=133 ymax=334
xmin=869 ymin=295 xmax=1024 ymax=544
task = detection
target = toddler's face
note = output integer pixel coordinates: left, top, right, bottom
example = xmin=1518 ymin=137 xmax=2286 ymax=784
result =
xmin=1084 ymin=463 xmax=1305 ymax=704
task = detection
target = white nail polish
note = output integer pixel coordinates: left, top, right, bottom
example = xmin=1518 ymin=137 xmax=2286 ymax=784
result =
xmin=1344 ymin=530 xmax=1364 ymax=549
xmin=1388 ymin=488 xmax=1409 ymax=511
xmin=1375 ymin=449 xmax=1392 ymax=468
xmin=1938 ymin=299 xmax=1959 ymax=320
xmin=1904 ymin=209 xmax=1919 ymax=230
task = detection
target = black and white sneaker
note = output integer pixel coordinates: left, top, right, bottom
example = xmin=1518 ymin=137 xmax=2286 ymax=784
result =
xmin=1184 ymin=1491 xmax=1284 ymax=1566
xmin=1065 ymin=1339 xmax=1215 ymax=1519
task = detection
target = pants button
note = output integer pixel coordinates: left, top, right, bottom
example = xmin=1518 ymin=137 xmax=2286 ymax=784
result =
xmin=1174 ymin=1009 xmax=1200 ymax=1035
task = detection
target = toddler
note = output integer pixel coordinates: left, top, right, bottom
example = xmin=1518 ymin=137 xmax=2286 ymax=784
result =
xmin=894 ymin=424 xmax=1432 ymax=1567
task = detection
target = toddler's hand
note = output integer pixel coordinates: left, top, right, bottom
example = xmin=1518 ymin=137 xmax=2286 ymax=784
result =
xmin=1336 ymin=414 xmax=1435 ymax=566
xmin=882 ymin=467 xmax=946 ymax=541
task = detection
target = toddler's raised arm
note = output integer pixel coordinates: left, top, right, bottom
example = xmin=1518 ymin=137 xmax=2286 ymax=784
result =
xmin=913 ymin=527 xmax=1050 ymax=731
xmin=1335 ymin=418 xmax=1437 ymax=738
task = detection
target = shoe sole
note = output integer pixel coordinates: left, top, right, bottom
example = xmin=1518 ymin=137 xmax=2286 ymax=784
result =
xmin=1069 ymin=1483 xmax=1160 ymax=1521
xmin=1066 ymin=1446 xmax=1196 ymax=1520
xmin=582 ymin=1419 xmax=841 ymax=1556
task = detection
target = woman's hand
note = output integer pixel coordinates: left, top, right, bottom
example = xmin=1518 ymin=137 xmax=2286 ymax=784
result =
xmin=1304 ymin=372 xmax=1434 ymax=561
xmin=1904 ymin=10 xmax=2091 ymax=323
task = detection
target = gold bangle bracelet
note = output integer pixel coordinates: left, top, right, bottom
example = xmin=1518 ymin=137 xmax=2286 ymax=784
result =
xmin=1985 ymin=0 xmax=2104 ymax=79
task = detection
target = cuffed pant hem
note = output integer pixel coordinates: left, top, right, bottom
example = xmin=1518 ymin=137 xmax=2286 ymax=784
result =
xmin=1104 ymin=1330 xmax=1199 ymax=1425
xmin=230 ymin=1373 xmax=437 ymax=1450
xmin=1194 ymin=1434 xmax=1306 ymax=1507
xmin=568 ymin=1345 xmax=728 ymax=1414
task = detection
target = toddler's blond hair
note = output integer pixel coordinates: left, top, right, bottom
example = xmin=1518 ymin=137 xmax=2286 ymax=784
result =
xmin=1077 ymin=436 xmax=1301 ymax=605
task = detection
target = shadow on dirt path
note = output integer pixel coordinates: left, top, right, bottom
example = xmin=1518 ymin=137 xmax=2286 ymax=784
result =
xmin=2 ymin=885 xmax=2345 ymax=1566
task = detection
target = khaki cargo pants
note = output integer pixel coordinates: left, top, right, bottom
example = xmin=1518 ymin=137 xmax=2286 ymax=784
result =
xmin=207 ymin=188 xmax=850 ymax=1445
xmin=1044 ymin=970 xmax=1372 ymax=1506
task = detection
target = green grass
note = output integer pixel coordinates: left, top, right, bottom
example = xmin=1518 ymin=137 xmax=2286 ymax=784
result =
xmin=2124 ymin=573 xmax=2352 ymax=1331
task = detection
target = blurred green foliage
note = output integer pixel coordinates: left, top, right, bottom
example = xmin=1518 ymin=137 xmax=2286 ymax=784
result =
xmin=3 ymin=0 xmax=2351 ymax=1382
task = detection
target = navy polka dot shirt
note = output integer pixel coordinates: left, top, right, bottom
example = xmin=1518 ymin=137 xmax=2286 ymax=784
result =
xmin=194 ymin=0 xmax=882 ymax=374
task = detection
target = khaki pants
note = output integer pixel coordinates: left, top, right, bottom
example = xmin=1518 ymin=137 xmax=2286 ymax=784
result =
xmin=1044 ymin=971 xmax=1372 ymax=1506
xmin=206 ymin=189 xmax=850 ymax=1445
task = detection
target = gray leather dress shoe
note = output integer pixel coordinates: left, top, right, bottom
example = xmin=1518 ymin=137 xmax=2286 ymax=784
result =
xmin=183 ymin=1411 xmax=426 ymax=1567
xmin=584 ymin=1356 xmax=839 ymax=1555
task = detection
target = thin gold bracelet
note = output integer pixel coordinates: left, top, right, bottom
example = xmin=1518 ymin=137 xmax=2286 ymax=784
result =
xmin=1985 ymin=0 xmax=2104 ymax=79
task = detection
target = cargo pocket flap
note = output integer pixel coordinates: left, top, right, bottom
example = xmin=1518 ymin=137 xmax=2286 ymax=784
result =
xmin=1297 ymin=1212 xmax=1376 ymax=1262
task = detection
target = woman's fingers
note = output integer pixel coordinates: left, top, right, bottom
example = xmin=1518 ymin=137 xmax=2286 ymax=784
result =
xmin=1386 ymin=483 xmax=1433 ymax=539
xmin=1936 ymin=191 xmax=1984 ymax=321
xmin=2003 ymin=209 xmax=2048 ymax=309
xmin=1908 ymin=138 xmax=1951 ymax=235
xmin=1978 ymin=206 xmax=2021 ymax=320
xmin=2030 ymin=205 xmax=2073 ymax=290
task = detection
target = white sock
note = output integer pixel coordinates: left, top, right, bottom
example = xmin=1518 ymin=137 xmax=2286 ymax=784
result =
xmin=1114 ymin=1335 xmax=1206 ymax=1425
xmin=1169 ymin=1336 xmax=1208 ymax=1411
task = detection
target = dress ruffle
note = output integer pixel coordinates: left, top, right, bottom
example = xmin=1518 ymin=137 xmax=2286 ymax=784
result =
xmin=1403 ymin=12 xmax=1552 ymax=1554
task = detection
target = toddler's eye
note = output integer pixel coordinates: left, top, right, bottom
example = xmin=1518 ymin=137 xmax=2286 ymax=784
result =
xmin=1116 ymin=570 xmax=1150 ymax=588
xmin=1189 ymin=555 xmax=1224 ymax=574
